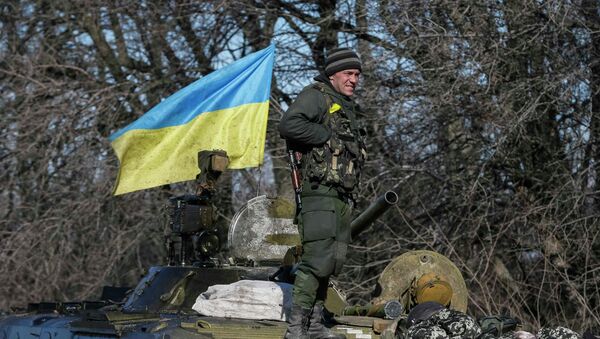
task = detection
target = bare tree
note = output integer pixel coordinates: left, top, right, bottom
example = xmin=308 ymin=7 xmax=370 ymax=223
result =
xmin=0 ymin=0 xmax=597 ymax=332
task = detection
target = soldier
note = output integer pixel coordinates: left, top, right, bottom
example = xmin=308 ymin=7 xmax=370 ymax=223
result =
xmin=405 ymin=301 xmax=482 ymax=339
xmin=537 ymin=327 xmax=582 ymax=339
xmin=279 ymin=47 xmax=366 ymax=339
xmin=404 ymin=301 xmax=583 ymax=339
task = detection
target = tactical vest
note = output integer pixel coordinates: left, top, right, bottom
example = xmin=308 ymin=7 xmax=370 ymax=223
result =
xmin=303 ymin=83 xmax=367 ymax=193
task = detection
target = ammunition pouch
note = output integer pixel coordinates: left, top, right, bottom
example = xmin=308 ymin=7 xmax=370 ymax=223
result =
xmin=302 ymin=89 xmax=366 ymax=193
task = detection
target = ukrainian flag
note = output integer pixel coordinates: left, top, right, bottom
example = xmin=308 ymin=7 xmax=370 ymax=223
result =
xmin=109 ymin=44 xmax=275 ymax=195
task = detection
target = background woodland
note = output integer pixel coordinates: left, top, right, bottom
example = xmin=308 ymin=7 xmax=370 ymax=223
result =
xmin=1 ymin=0 xmax=598 ymax=332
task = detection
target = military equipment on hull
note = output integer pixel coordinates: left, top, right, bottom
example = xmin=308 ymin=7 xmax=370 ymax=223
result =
xmin=227 ymin=195 xmax=298 ymax=264
xmin=0 ymin=150 xmax=468 ymax=339
xmin=342 ymin=300 xmax=404 ymax=319
xmin=373 ymin=250 xmax=469 ymax=313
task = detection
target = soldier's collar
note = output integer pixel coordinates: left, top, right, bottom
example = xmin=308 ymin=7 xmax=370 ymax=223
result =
xmin=313 ymin=73 xmax=352 ymax=101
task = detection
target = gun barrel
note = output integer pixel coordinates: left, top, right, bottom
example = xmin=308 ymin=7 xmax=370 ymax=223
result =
xmin=342 ymin=300 xmax=403 ymax=319
xmin=351 ymin=191 xmax=399 ymax=238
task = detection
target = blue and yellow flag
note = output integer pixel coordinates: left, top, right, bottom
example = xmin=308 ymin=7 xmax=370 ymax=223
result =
xmin=109 ymin=44 xmax=275 ymax=195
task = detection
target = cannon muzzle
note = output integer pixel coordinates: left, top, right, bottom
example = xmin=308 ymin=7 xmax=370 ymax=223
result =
xmin=351 ymin=191 xmax=398 ymax=238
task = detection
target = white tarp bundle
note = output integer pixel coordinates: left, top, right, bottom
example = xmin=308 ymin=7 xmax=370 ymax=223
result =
xmin=192 ymin=280 xmax=294 ymax=321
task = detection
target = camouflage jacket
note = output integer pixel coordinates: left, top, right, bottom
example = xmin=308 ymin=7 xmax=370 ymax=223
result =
xmin=279 ymin=74 xmax=366 ymax=194
xmin=402 ymin=308 xmax=583 ymax=339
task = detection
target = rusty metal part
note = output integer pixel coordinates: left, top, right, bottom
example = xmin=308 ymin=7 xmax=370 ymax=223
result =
xmin=375 ymin=250 xmax=468 ymax=312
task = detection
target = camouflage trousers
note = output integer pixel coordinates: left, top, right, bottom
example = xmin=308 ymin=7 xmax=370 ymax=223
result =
xmin=292 ymin=185 xmax=352 ymax=309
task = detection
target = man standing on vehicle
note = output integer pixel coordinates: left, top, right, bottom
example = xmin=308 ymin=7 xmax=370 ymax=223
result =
xmin=279 ymin=48 xmax=367 ymax=339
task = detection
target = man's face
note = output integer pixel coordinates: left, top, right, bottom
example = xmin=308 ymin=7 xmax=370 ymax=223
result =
xmin=329 ymin=69 xmax=361 ymax=97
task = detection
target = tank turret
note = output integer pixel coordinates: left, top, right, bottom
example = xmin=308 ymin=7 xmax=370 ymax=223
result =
xmin=122 ymin=150 xmax=278 ymax=314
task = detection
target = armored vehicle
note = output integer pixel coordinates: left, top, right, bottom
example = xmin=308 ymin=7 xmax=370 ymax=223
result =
xmin=0 ymin=151 xmax=468 ymax=339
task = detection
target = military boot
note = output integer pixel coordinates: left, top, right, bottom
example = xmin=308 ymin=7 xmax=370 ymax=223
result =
xmin=284 ymin=304 xmax=311 ymax=339
xmin=307 ymin=303 xmax=346 ymax=339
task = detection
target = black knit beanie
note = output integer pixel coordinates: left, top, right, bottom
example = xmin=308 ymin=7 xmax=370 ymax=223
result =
xmin=324 ymin=48 xmax=362 ymax=76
